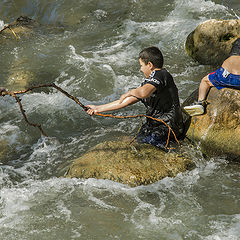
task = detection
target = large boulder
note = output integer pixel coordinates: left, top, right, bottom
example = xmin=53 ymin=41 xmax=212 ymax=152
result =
xmin=65 ymin=138 xmax=194 ymax=187
xmin=182 ymin=88 xmax=240 ymax=160
xmin=186 ymin=19 xmax=240 ymax=65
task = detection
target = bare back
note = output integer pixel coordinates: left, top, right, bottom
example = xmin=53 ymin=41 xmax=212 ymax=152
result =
xmin=222 ymin=56 xmax=240 ymax=75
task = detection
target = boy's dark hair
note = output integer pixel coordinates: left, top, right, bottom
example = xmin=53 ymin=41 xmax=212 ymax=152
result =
xmin=229 ymin=38 xmax=240 ymax=56
xmin=139 ymin=46 xmax=164 ymax=68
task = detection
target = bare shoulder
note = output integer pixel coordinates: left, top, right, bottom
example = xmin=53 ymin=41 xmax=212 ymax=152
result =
xmin=222 ymin=56 xmax=240 ymax=74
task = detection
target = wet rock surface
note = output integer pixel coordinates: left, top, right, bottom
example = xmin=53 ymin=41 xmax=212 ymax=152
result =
xmin=183 ymin=88 xmax=240 ymax=161
xmin=0 ymin=16 xmax=39 ymax=39
xmin=185 ymin=19 xmax=240 ymax=65
xmin=65 ymin=138 xmax=194 ymax=187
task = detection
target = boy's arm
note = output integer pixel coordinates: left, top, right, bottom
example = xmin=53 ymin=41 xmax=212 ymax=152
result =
xmin=119 ymin=84 xmax=156 ymax=103
xmin=86 ymin=96 xmax=139 ymax=115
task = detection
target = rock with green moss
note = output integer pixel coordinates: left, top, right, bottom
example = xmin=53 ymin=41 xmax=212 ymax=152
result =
xmin=185 ymin=19 xmax=240 ymax=65
xmin=65 ymin=138 xmax=194 ymax=187
xmin=183 ymin=88 xmax=240 ymax=160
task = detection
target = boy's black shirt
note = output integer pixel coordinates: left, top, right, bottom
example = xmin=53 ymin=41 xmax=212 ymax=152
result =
xmin=140 ymin=69 xmax=184 ymax=138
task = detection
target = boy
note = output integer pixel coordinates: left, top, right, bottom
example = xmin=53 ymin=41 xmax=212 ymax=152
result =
xmin=184 ymin=38 xmax=240 ymax=116
xmin=87 ymin=46 xmax=184 ymax=148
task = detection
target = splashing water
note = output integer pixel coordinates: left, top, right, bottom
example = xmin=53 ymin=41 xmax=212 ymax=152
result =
xmin=0 ymin=0 xmax=240 ymax=239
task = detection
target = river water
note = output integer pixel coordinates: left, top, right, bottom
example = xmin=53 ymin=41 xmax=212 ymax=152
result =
xmin=0 ymin=0 xmax=239 ymax=239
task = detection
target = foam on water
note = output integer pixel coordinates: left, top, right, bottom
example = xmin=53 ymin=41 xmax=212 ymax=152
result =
xmin=170 ymin=0 xmax=228 ymax=20
xmin=0 ymin=123 xmax=21 ymax=145
xmin=0 ymin=154 xmax=239 ymax=239
xmin=204 ymin=214 xmax=240 ymax=240
xmin=67 ymin=45 xmax=91 ymax=72
xmin=0 ymin=20 xmax=4 ymax=31
xmin=0 ymin=178 xmax=83 ymax=237
xmin=22 ymin=91 xmax=78 ymax=117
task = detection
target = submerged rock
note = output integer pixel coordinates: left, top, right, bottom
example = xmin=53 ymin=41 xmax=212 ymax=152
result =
xmin=7 ymin=69 xmax=35 ymax=91
xmin=185 ymin=19 xmax=240 ymax=65
xmin=0 ymin=16 xmax=38 ymax=39
xmin=65 ymin=138 xmax=194 ymax=187
xmin=183 ymin=88 xmax=240 ymax=161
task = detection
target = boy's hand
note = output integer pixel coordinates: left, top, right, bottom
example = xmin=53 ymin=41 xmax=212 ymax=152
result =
xmin=0 ymin=87 xmax=6 ymax=96
xmin=86 ymin=105 xmax=98 ymax=116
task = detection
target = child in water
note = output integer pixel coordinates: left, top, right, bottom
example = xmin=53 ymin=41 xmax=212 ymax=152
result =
xmin=87 ymin=46 xmax=184 ymax=148
xmin=184 ymin=38 xmax=240 ymax=116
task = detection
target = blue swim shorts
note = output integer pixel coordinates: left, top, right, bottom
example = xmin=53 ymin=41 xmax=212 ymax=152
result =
xmin=137 ymin=132 xmax=166 ymax=149
xmin=208 ymin=67 xmax=240 ymax=90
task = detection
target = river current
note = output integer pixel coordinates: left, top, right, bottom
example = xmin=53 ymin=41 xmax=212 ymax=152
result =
xmin=0 ymin=1 xmax=239 ymax=239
